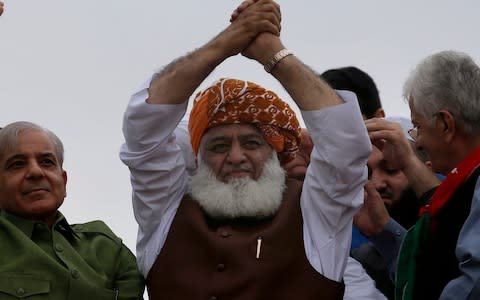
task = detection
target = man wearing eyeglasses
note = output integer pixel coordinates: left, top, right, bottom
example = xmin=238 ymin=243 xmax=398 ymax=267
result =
xmin=360 ymin=50 xmax=480 ymax=300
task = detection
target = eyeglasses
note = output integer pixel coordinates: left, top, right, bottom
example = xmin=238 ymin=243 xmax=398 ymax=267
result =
xmin=408 ymin=112 xmax=442 ymax=141
xmin=408 ymin=126 xmax=418 ymax=141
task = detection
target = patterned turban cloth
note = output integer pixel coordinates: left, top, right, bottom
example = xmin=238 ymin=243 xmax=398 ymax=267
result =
xmin=188 ymin=78 xmax=301 ymax=164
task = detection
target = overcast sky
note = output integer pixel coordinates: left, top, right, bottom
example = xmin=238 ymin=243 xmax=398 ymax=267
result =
xmin=1 ymin=0 xmax=479 ymax=257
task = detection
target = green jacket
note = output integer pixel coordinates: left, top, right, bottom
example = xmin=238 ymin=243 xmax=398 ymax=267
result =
xmin=0 ymin=210 xmax=144 ymax=299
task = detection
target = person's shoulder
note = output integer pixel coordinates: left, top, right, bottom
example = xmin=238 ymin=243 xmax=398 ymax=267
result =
xmin=71 ymin=220 xmax=122 ymax=245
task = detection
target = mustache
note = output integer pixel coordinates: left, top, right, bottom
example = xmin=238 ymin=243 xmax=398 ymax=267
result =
xmin=224 ymin=166 xmax=253 ymax=173
xmin=377 ymin=188 xmax=393 ymax=199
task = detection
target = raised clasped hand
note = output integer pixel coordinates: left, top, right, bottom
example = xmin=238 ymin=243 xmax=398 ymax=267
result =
xmin=228 ymin=0 xmax=283 ymax=63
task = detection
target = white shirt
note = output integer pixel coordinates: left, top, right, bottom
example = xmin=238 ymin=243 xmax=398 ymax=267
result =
xmin=344 ymin=257 xmax=388 ymax=300
xmin=120 ymin=78 xmax=371 ymax=283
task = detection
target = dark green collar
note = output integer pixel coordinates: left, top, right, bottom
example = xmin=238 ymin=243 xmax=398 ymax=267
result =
xmin=0 ymin=210 xmax=77 ymax=238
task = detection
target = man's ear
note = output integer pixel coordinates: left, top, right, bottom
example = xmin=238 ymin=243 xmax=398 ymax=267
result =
xmin=437 ymin=109 xmax=455 ymax=143
xmin=62 ymin=170 xmax=68 ymax=185
xmin=62 ymin=170 xmax=68 ymax=198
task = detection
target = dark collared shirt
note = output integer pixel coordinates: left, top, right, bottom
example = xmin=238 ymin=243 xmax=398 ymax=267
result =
xmin=0 ymin=210 xmax=144 ymax=299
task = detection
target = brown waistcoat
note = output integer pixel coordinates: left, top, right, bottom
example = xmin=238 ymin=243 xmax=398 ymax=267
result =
xmin=147 ymin=178 xmax=344 ymax=300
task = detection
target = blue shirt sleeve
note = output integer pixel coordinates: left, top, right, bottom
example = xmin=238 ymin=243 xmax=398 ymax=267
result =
xmin=369 ymin=218 xmax=406 ymax=281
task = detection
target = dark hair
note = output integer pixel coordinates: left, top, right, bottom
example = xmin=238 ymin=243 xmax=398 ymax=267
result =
xmin=321 ymin=66 xmax=382 ymax=118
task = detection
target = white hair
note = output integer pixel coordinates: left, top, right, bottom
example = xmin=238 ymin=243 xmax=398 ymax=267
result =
xmin=188 ymin=152 xmax=286 ymax=219
xmin=403 ymin=50 xmax=480 ymax=133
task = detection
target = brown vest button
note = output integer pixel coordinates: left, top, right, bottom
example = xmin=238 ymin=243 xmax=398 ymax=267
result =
xmin=217 ymin=263 xmax=226 ymax=272
xmin=209 ymin=297 xmax=218 ymax=300
xmin=220 ymin=231 xmax=230 ymax=238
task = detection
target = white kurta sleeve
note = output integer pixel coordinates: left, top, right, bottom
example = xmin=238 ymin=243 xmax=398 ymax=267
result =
xmin=119 ymin=77 xmax=190 ymax=277
xmin=301 ymin=90 xmax=371 ymax=281
xmin=343 ymin=256 xmax=388 ymax=300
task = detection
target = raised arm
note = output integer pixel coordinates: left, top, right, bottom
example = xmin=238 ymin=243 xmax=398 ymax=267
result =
xmin=120 ymin=0 xmax=283 ymax=277
xmin=241 ymin=28 xmax=370 ymax=280
xmin=146 ymin=0 xmax=281 ymax=106
xmin=242 ymin=33 xmax=342 ymax=111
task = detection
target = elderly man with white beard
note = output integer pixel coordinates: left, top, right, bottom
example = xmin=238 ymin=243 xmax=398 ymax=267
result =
xmin=120 ymin=1 xmax=370 ymax=299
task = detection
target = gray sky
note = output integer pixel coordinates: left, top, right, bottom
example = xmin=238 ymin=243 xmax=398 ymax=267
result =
xmin=1 ymin=0 xmax=479 ymax=255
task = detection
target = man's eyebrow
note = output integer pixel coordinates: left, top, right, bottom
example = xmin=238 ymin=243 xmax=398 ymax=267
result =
xmin=2 ymin=154 xmax=26 ymax=169
xmin=4 ymin=153 xmax=26 ymax=163
xmin=4 ymin=152 xmax=56 ymax=162
xmin=206 ymin=136 xmax=232 ymax=144
xmin=238 ymin=133 xmax=264 ymax=140
xmin=206 ymin=132 xmax=264 ymax=144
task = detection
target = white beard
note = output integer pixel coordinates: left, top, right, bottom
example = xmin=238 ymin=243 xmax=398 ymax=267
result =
xmin=189 ymin=152 xmax=286 ymax=219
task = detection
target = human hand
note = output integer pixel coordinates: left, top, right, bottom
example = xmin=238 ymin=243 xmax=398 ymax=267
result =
xmin=230 ymin=0 xmax=284 ymax=65
xmin=282 ymin=128 xmax=313 ymax=180
xmin=354 ymin=181 xmax=390 ymax=236
xmin=365 ymin=118 xmax=416 ymax=171
xmin=213 ymin=0 xmax=281 ymax=58
xmin=230 ymin=0 xmax=258 ymax=23
xmin=242 ymin=32 xmax=284 ymax=64
xmin=0 ymin=2 xmax=4 ymax=16
xmin=237 ymin=0 xmax=283 ymax=63
xmin=230 ymin=0 xmax=280 ymax=29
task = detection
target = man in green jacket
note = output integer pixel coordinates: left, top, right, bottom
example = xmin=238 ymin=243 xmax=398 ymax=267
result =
xmin=0 ymin=121 xmax=144 ymax=299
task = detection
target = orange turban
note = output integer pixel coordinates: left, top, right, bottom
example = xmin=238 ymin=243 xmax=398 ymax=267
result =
xmin=188 ymin=78 xmax=301 ymax=164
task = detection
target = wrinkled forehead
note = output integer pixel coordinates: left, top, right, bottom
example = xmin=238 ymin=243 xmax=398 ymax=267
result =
xmin=1 ymin=129 xmax=55 ymax=159
xmin=200 ymin=123 xmax=265 ymax=146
